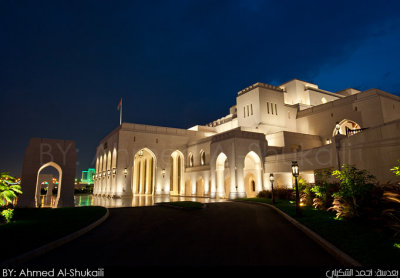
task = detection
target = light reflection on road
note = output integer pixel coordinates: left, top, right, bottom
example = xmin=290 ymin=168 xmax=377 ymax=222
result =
xmin=41 ymin=194 xmax=226 ymax=208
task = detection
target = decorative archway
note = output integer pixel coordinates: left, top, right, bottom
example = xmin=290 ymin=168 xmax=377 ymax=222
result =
xmin=36 ymin=162 xmax=62 ymax=207
xmin=243 ymin=151 xmax=262 ymax=198
xmin=132 ymin=148 xmax=156 ymax=195
xmin=333 ymin=119 xmax=361 ymax=136
xmin=170 ymin=150 xmax=184 ymax=195
xmin=18 ymin=138 xmax=76 ymax=208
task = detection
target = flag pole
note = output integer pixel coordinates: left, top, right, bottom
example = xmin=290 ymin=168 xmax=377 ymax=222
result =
xmin=120 ymin=98 xmax=122 ymax=125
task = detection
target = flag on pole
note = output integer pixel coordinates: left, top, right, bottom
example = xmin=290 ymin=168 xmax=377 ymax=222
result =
xmin=117 ymin=98 xmax=122 ymax=125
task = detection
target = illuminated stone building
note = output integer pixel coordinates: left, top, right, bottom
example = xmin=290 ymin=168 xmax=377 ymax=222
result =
xmin=93 ymin=79 xmax=400 ymax=199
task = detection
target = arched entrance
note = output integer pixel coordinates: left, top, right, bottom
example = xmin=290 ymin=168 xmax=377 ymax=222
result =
xmin=243 ymin=151 xmax=262 ymax=198
xmin=333 ymin=119 xmax=361 ymax=136
xmin=170 ymin=150 xmax=184 ymax=195
xmin=132 ymin=148 xmax=156 ymax=195
xmin=36 ymin=162 xmax=62 ymax=207
xmin=216 ymin=153 xmax=230 ymax=198
xmin=37 ymin=166 xmax=60 ymax=207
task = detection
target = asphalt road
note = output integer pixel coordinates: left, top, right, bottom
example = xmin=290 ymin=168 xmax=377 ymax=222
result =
xmin=26 ymin=202 xmax=341 ymax=266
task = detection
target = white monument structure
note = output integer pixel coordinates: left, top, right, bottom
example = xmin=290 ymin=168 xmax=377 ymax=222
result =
xmin=93 ymin=79 xmax=400 ymax=199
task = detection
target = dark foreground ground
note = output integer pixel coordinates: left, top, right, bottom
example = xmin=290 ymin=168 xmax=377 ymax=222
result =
xmin=26 ymin=202 xmax=341 ymax=266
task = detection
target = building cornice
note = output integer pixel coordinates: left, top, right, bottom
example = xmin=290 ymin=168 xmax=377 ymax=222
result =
xmin=211 ymin=128 xmax=266 ymax=143
xmin=305 ymin=86 xmax=344 ymax=98
xmin=237 ymin=82 xmax=283 ymax=96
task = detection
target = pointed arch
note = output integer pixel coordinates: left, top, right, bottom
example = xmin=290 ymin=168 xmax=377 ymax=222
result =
xmin=36 ymin=161 xmax=62 ymax=207
xmin=243 ymin=151 xmax=262 ymax=197
xmin=200 ymin=150 xmax=206 ymax=166
xmin=188 ymin=152 xmax=194 ymax=167
xmin=333 ymin=119 xmax=361 ymax=136
xmin=133 ymin=148 xmax=157 ymax=195
xmin=170 ymin=150 xmax=184 ymax=195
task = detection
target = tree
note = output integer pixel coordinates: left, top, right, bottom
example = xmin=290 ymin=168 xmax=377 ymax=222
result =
xmin=0 ymin=172 xmax=22 ymax=204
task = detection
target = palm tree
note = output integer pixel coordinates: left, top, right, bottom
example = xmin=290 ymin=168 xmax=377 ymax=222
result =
xmin=0 ymin=172 xmax=22 ymax=205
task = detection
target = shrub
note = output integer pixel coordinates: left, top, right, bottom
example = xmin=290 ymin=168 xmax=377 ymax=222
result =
xmin=390 ymin=160 xmax=400 ymax=177
xmin=381 ymin=184 xmax=400 ymax=238
xmin=312 ymin=169 xmax=339 ymax=210
xmin=256 ymin=190 xmax=271 ymax=198
xmin=330 ymin=165 xmax=375 ymax=218
xmin=0 ymin=208 xmax=14 ymax=223
xmin=256 ymin=188 xmax=293 ymax=200
xmin=328 ymin=197 xmax=354 ymax=219
xmin=297 ymin=178 xmax=314 ymax=206
xmin=275 ymin=188 xmax=294 ymax=200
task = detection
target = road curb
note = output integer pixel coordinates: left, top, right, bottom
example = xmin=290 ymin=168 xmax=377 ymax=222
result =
xmin=236 ymin=200 xmax=362 ymax=267
xmin=0 ymin=207 xmax=110 ymax=266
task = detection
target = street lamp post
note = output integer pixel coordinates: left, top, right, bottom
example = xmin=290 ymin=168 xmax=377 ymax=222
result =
xmin=291 ymin=161 xmax=302 ymax=217
xmin=269 ymin=173 xmax=275 ymax=204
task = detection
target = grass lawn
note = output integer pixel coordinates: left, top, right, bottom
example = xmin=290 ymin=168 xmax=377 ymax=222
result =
xmin=239 ymin=198 xmax=400 ymax=266
xmin=0 ymin=206 xmax=107 ymax=262
xmin=159 ymin=201 xmax=204 ymax=210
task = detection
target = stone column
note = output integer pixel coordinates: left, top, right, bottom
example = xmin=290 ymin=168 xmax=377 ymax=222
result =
xmin=255 ymin=168 xmax=263 ymax=193
xmin=216 ymin=169 xmax=225 ymax=198
xmin=145 ymin=158 xmax=151 ymax=194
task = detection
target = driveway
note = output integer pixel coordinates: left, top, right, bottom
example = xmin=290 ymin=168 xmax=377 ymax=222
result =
xmin=26 ymin=202 xmax=341 ymax=266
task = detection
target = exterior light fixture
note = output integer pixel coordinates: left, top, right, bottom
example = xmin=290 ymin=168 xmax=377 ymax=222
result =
xmin=269 ymin=173 xmax=275 ymax=204
xmin=138 ymin=150 xmax=144 ymax=157
xmin=112 ymin=168 xmax=116 ymax=176
xmin=291 ymin=161 xmax=301 ymax=217
xmin=124 ymin=168 xmax=128 ymax=177
xmin=162 ymin=169 xmax=166 ymax=178
xmin=335 ymin=122 xmax=341 ymax=135
xmin=107 ymin=170 xmax=111 ymax=177
xmin=102 ymin=172 xmax=106 ymax=178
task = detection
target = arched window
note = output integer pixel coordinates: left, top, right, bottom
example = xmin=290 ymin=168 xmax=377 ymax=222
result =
xmin=200 ymin=150 xmax=206 ymax=166
xmin=333 ymin=120 xmax=361 ymax=136
xmin=188 ymin=153 xmax=194 ymax=167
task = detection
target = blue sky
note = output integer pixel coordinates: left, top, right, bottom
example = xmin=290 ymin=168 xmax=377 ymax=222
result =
xmin=1 ymin=0 xmax=400 ymax=176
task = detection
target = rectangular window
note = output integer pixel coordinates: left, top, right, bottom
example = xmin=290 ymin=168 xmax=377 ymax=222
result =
xmin=267 ymin=102 xmax=270 ymax=114
xmin=247 ymin=105 xmax=249 ymax=116
xmin=275 ymin=104 xmax=278 ymax=115
xmin=271 ymin=103 xmax=274 ymax=115
xmin=251 ymin=104 xmax=253 ymax=115
xmin=244 ymin=107 xmax=246 ymax=118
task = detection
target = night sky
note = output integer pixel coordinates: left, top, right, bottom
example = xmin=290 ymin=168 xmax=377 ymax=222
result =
xmin=1 ymin=0 xmax=400 ymax=177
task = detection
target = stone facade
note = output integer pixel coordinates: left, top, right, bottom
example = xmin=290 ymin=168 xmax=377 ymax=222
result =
xmin=93 ymin=79 xmax=400 ymax=199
